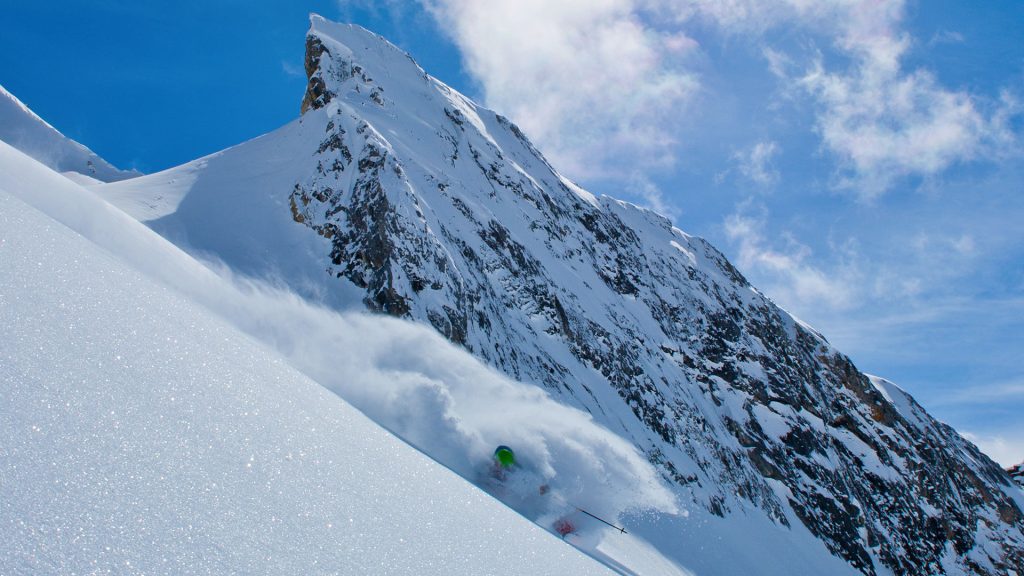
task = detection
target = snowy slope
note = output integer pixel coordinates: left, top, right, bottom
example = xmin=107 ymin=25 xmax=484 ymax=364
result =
xmin=0 ymin=84 xmax=139 ymax=182
xmin=90 ymin=16 xmax=1024 ymax=576
xmin=0 ymin=142 xmax=623 ymax=575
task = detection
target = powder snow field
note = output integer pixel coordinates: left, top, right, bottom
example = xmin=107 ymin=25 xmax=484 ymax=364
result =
xmin=0 ymin=142 xmax=616 ymax=574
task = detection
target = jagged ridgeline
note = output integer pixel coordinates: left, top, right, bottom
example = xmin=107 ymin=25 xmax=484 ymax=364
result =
xmin=108 ymin=15 xmax=1024 ymax=576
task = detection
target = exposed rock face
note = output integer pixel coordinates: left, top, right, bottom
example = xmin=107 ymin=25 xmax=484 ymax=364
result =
xmin=300 ymin=35 xmax=332 ymax=115
xmin=284 ymin=17 xmax=1024 ymax=575
xmin=1009 ymin=463 xmax=1024 ymax=489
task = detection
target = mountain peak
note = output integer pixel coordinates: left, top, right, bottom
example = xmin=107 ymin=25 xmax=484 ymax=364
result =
xmin=301 ymin=15 xmax=429 ymax=115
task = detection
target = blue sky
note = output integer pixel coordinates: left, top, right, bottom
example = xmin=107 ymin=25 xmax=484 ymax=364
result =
xmin=2 ymin=1 xmax=1021 ymax=464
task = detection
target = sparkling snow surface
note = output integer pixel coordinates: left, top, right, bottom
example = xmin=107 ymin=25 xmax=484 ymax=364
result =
xmin=0 ymin=144 xmax=611 ymax=574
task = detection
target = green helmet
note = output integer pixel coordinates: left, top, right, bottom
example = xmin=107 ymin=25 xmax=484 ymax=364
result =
xmin=494 ymin=445 xmax=516 ymax=468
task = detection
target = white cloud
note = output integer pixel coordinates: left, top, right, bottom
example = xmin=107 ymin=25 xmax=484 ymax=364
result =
xmin=693 ymin=0 xmax=1000 ymax=190
xmin=679 ymin=0 xmax=1016 ymax=198
xmin=421 ymin=0 xmax=700 ymax=178
xmin=800 ymin=60 xmax=991 ymax=199
xmin=735 ymin=140 xmax=780 ymax=186
xmin=778 ymin=2 xmax=1013 ymax=198
xmin=723 ymin=206 xmax=860 ymax=311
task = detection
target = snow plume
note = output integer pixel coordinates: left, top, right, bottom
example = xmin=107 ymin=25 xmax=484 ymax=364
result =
xmin=200 ymin=275 xmax=678 ymax=526
xmin=0 ymin=141 xmax=675 ymax=532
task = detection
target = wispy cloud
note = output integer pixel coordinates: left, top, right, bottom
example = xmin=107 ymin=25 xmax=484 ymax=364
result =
xmin=723 ymin=204 xmax=861 ymax=311
xmin=928 ymin=29 xmax=966 ymax=47
xmin=933 ymin=380 xmax=1024 ymax=407
xmin=281 ymin=60 xmax=304 ymax=78
xmin=734 ymin=140 xmax=780 ymax=186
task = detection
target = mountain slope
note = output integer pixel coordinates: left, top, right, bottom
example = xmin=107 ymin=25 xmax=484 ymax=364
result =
xmin=94 ymin=16 xmax=1024 ymax=575
xmin=0 ymin=84 xmax=139 ymax=182
xmin=0 ymin=140 xmax=617 ymax=575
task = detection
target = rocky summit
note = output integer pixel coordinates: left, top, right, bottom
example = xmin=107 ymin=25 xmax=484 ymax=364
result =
xmin=95 ymin=15 xmax=1024 ymax=575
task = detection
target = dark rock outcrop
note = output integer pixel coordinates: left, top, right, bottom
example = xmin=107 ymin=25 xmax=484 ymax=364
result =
xmin=1009 ymin=463 xmax=1024 ymax=489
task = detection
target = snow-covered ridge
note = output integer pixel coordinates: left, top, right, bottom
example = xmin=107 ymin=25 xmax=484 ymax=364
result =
xmin=90 ymin=15 xmax=1024 ymax=575
xmin=0 ymin=84 xmax=139 ymax=182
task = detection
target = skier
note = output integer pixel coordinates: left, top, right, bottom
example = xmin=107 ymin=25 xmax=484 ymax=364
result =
xmin=491 ymin=444 xmax=552 ymax=491
xmin=494 ymin=445 xmax=516 ymax=468
xmin=488 ymin=445 xmax=624 ymax=537
xmin=490 ymin=445 xmax=516 ymax=482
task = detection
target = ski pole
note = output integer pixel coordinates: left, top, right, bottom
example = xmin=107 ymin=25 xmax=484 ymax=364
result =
xmin=573 ymin=506 xmax=627 ymax=534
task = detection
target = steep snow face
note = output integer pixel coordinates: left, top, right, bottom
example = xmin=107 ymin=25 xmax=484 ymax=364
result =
xmin=94 ymin=16 xmax=1024 ymax=576
xmin=0 ymin=142 xmax=616 ymax=575
xmin=0 ymin=84 xmax=139 ymax=182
